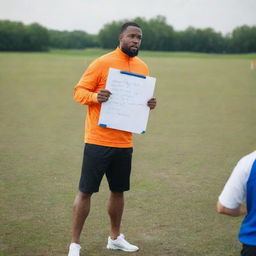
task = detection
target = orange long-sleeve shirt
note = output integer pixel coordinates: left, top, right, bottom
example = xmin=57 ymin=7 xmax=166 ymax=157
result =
xmin=74 ymin=47 xmax=149 ymax=148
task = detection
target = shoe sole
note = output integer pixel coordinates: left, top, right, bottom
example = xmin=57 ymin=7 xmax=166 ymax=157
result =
xmin=107 ymin=245 xmax=139 ymax=252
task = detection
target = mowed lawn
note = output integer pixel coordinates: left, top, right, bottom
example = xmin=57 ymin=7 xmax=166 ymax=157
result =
xmin=1 ymin=50 xmax=256 ymax=256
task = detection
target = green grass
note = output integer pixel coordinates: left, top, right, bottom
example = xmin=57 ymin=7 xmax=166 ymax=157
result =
xmin=1 ymin=50 xmax=256 ymax=256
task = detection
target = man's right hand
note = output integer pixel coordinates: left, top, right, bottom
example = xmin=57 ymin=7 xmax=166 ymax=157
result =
xmin=97 ymin=89 xmax=112 ymax=103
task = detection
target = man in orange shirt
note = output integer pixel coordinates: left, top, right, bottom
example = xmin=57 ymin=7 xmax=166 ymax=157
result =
xmin=68 ymin=22 xmax=157 ymax=256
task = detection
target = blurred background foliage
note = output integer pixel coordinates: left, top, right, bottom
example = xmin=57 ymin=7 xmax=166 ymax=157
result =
xmin=0 ymin=15 xmax=256 ymax=53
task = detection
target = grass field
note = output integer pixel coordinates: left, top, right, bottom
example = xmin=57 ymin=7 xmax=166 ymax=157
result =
xmin=1 ymin=49 xmax=256 ymax=256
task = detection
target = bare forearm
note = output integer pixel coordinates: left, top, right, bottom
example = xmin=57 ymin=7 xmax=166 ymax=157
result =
xmin=216 ymin=201 xmax=246 ymax=217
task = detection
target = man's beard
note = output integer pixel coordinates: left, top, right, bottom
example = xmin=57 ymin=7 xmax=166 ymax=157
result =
xmin=121 ymin=46 xmax=139 ymax=57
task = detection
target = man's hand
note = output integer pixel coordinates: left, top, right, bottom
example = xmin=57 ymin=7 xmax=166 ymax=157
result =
xmin=147 ymin=97 xmax=157 ymax=110
xmin=97 ymin=89 xmax=112 ymax=103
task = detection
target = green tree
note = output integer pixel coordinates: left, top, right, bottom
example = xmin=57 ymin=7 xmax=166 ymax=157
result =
xmin=178 ymin=27 xmax=225 ymax=53
xmin=98 ymin=16 xmax=176 ymax=51
xmin=230 ymin=25 xmax=256 ymax=53
xmin=147 ymin=16 xmax=176 ymax=51
xmin=0 ymin=20 xmax=26 ymax=50
xmin=98 ymin=21 xmax=123 ymax=49
xmin=1 ymin=18 xmax=256 ymax=53
xmin=48 ymin=30 xmax=98 ymax=49
xmin=24 ymin=23 xmax=49 ymax=51
xmin=0 ymin=20 xmax=49 ymax=51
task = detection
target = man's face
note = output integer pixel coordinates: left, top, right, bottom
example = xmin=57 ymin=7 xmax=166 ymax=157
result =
xmin=119 ymin=26 xmax=142 ymax=57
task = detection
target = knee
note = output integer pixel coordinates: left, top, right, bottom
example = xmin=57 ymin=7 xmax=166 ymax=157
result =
xmin=73 ymin=191 xmax=92 ymax=208
xmin=77 ymin=191 xmax=92 ymax=201
xmin=110 ymin=191 xmax=124 ymax=198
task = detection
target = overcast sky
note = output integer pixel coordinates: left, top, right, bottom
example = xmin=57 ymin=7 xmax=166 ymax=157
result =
xmin=1 ymin=0 xmax=256 ymax=35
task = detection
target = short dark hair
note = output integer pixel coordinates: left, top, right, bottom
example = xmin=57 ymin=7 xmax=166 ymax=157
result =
xmin=120 ymin=22 xmax=141 ymax=34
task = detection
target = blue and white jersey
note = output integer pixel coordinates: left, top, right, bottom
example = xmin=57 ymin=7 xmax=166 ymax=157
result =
xmin=219 ymin=151 xmax=256 ymax=246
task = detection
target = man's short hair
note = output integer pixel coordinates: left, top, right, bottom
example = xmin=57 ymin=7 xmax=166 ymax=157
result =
xmin=120 ymin=22 xmax=141 ymax=34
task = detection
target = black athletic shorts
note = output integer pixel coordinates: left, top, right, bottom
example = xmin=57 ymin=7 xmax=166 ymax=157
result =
xmin=78 ymin=143 xmax=133 ymax=193
xmin=241 ymin=244 xmax=256 ymax=256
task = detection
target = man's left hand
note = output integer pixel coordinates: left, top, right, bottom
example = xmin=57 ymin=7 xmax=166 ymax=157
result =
xmin=147 ymin=97 xmax=157 ymax=110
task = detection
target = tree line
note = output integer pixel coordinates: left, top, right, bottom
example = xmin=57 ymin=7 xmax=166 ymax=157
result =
xmin=0 ymin=16 xmax=256 ymax=53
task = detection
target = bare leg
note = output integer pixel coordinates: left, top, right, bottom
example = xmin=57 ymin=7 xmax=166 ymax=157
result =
xmin=71 ymin=191 xmax=92 ymax=243
xmin=107 ymin=191 xmax=124 ymax=239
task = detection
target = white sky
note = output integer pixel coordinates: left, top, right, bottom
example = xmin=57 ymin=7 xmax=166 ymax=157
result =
xmin=0 ymin=0 xmax=256 ymax=35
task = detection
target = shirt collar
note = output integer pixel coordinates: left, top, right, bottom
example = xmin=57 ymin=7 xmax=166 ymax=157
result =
xmin=115 ymin=47 xmax=134 ymax=60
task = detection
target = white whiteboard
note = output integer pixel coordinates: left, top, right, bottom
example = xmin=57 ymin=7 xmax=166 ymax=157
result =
xmin=98 ymin=68 xmax=156 ymax=134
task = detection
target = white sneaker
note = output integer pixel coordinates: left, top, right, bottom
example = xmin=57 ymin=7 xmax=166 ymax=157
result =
xmin=68 ymin=243 xmax=81 ymax=256
xmin=107 ymin=234 xmax=139 ymax=252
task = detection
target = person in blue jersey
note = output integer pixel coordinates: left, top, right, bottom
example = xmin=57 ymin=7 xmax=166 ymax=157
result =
xmin=217 ymin=151 xmax=256 ymax=256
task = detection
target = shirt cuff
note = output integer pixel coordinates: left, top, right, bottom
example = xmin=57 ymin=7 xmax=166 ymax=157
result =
xmin=218 ymin=195 xmax=239 ymax=209
xmin=92 ymin=93 xmax=99 ymax=103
